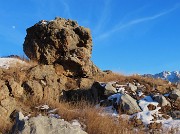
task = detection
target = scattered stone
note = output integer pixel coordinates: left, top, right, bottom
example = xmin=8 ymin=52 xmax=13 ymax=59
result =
xmin=159 ymin=105 xmax=171 ymax=114
xmin=11 ymin=115 xmax=87 ymax=134
xmin=147 ymin=104 xmax=156 ymax=111
xmin=120 ymin=94 xmax=141 ymax=114
xmin=103 ymin=70 xmax=112 ymax=74
xmin=104 ymin=82 xmax=117 ymax=95
xmin=148 ymin=122 xmax=162 ymax=129
xmin=153 ymin=94 xmax=171 ymax=106
xmin=162 ymin=114 xmax=170 ymax=119
xmin=127 ymin=83 xmax=137 ymax=92
xmin=171 ymin=110 xmax=180 ymax=119
xmin=130 ymin=116 xmax=144 ymax=128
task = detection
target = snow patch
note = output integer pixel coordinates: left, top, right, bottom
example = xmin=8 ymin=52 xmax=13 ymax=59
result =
xmin=0 ymin=58 xmax=27 ymax=69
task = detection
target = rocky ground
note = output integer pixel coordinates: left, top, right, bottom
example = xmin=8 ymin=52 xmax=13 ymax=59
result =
xmin=0 ymin=17 xmax=179 ymax=134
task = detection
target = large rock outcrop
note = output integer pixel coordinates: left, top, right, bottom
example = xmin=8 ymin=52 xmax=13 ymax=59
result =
xmin=23 ymin=17 xmax=100 ymax=77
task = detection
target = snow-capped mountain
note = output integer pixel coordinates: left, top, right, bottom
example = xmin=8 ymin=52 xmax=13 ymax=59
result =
xmin=143 ymin=71 xmax=180 ymax=83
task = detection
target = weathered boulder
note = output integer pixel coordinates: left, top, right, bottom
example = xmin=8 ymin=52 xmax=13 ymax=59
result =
xmin=107 ymin=93 xmax=141 ymax=114
xmin=11 ymin=115 xmax=87 ymax=134
xmin=23 ymin=17 xmax=100 ymax=77
xmin=120 ymin=94 xmax=142 ymax=114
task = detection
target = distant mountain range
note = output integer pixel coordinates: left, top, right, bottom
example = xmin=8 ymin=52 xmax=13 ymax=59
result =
xmin=143 ymin=71 xmax=180 ymax=83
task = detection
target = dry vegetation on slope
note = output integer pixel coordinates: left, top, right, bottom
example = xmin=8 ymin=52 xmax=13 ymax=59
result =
xmin=94 ymin=72 xmax=175 ymax=94
xmin=0 ymin=64 xmax=177 ymax=134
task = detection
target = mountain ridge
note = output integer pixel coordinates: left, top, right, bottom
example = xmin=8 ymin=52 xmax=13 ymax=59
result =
xmin=143 ymin=71 xmax=180 ymax=83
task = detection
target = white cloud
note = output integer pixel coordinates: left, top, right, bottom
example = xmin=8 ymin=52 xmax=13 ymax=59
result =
xmin=12 ymin=26 xmax=16 ymax=29
xmin=97 ymin=4 xmax=179 ymax=40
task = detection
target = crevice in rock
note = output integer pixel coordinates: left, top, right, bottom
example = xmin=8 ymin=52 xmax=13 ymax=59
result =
xmin=5 ymin=80 xmax=14 ymax=97
xmin=22 ymin=82 xmax=34 ymax=96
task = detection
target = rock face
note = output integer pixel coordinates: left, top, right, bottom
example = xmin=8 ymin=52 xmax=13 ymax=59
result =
xmin=23 ymin=17 xmax=100 ymax=77
xmin=12 ymin=115 xmax=87 ymax=134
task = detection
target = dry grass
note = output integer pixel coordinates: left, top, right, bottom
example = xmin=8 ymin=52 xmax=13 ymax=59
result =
xmin=94 ymin=72 xmax=126 ymax=83
xmin=0 ymin=96 xmax=178 ymax=134
xmin=26 ymin=99 xmax=142 ymax=134
xmin=0 ymin=116 xmax=13 ymax=134
xmin=0 ymin=60 xmax=177 ymax=133
xmin=94 ymin=72 xmax=175 ymax=94
xmin=84 ymin=108 xmax=135 ymax=134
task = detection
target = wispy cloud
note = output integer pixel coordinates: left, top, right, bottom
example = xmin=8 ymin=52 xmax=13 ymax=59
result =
xmin=60 ymin=0 xmax=71 ymax=18
xmin=97 ymin=4 xmax=180 ymax=40
xmin=94 ymin=0 xmax=111 ymax=35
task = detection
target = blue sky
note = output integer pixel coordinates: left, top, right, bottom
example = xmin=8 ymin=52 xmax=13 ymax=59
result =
xmin=0 ymin=0 xmax=180 ymax=74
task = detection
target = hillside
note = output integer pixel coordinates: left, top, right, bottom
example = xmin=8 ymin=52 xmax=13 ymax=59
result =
xmin=0 ymin=17 xmax=180 ymax=134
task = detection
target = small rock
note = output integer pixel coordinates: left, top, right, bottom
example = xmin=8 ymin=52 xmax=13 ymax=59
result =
xmin=153 ymin=94 xmax=171 ymax=106
xmin=127 ymin=83 xmax=137 ymax=92
xmin=120 ymin=94 xmax=142 ymax=114
xmin=148 ymin=122 xmax=162 ymax=129
xmin=147 ymin=104 xmax=156 ymax=111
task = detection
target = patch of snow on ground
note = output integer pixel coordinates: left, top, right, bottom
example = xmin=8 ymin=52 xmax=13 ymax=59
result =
xmin=138 ymin=96 xmax=158 ymax=111
xmin=137 ymin=96 xmax=160 ymax=124
xmin=162 ymin=119 xmax=180 ymax=134
xmin=0 ymin=58 xmax=27 ymax=69
xmin=99 ymin=91 xmax=180 ymax=132
xmin=48 ymin=108 xmax=58 ymax=113
xmin=49 ymin=114 xmax=61 ymax=119
xmin=71 ymin=120 xmax=82 ymax=127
